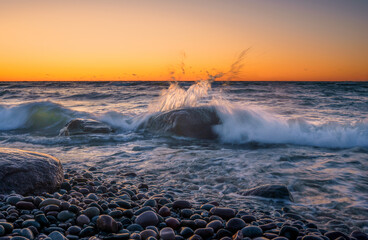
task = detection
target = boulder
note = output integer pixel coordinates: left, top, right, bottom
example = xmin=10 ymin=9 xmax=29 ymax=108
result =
xmin=0 ymin=148 xmax=64 ymax=195
xmin=59 ymin=119 xmax=113 ymax=136
xmin=141 ymin=106 xmax=220 ymax=139
xmin=241 ymin=184 xmax=294 ymax=201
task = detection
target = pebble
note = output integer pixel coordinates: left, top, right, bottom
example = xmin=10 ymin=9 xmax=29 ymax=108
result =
xmin=226 ymin=218 xmax=246 ymax=232
xmin=194 ymin=228 xmax=214 ymax=238
xmin=57 ymin=210 xmax=75 ymax=221
xmin=172 ymin=200 xmax=192 ymax=209
xmin=97 ymin=215 xmax=118 ymax=233
xmin=16 ymin=201 xmax=36 ymax=210
xmin=158 ymin=206 xmax=171 ymax=217
xmin=279 ymin=226 xmax=300 ymax=240
xmin=135 ymin=211 xmax=159 ymax=227
xmin=140 ymin=229 xmax=158 ymax=240
xmin=160 ymin=227 xmax=176 ymax=240
xmin=82 ymin=207 xmax=100 ymax=219
xmin=241 ymin=226 xmax=264 ymax=238
xmin=210 ymin=207 xmax=236 ymax=219
xmin=48 ymin=231 xmax=67 ymax=240
xmin=76 ymin=214 xmax=90 ymax=226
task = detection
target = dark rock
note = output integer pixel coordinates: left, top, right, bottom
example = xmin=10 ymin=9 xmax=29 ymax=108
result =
xmin=16 ymin=201 xmax=36 ymax=210
xmin=188 ymin=234 xmax=203 ymax=240
xmin=216 ymin=229 xmax=233 ymax=238
xmin=127 ymin=224 xmax=144 ymax=232
xmin=0 ymin=148 xmax=64 ymax=195
xmin=241 ymin=226 xmax=263 ymax=238
xmin=57 ymin=210 xmax=75 ymax=221
xmin=136 ymin=211 xmax=159 ymax=227
xmin=165 ymin=218 xmax=180 ymax=229
xmin=210 ymin=207 xmax=236 ymax=219
xmin=324 ymin=231 xmax=349 ymax=240
xmin=97 ymin=215 xmax=118 ymax=233
xmin=140 ymin=229 xmax=158 ymax=240
xmin=242 ymin=184 xmax=294 ymax=201
xmin=141 ymin=106 xmax=220 ymax=139
xmin=39 ymin=198 xmax=61 ymax=207
xmin=160 ymin=227 xmax=176 ymax=240
xmin=20 ymin=228 xmax=34 ymax=240
xmin=158 ymin=206 xmax=171 ymax=217
xmin=302 ymin=236 xmax=324 ymax=240
xmin=226 ymin=218 xmax=246 ymax=232
xmin=79 ymin=226 xmax=96 ymax=238
xmin=206 ymin=220 xmax=223 ymax=232
xmin=49 ymin=231 xmax=67 ymax=240
xmin=76 ymin=214 xmax=90 ymax=226
xmin=173 ymin=200 xmax=192 ymax=209
xmin=59 ymin=118 xmax=113 ymax=136
xmin=194 ymin=228 xmax=214 ymax=238
xmin=241 ymin=215 xmax=256 ymax=223
xmin=66 ymin=226 xmax=81 ymax=235
xmin=82 ymin=207 xmax=100 ymax=219
xmin=351 ymin=231 xmax=368 ymax=240
xmin=180 ymin=227 xmax=194 ymax=238
xmin=260 ymin=223 xmax=277 ymax=231
xmin=280 ymin=226 xmax=299 ymax=240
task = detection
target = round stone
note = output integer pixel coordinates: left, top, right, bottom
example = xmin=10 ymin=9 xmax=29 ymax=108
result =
xmin=16 ymin=201 xmax=36 ymax=210
xmin=209 ymin=207 xmax=236 ymax=219
xmin=194 ymin=228 xmax=214 ymax=239
xmin=158 ymin=206 xmax=171 ymax=217
xmin=140 ymin=229 xmax=158 ymax=240
xmin=241 ymin=226 xmax=263 ymax=238
xmin=226 ymin=218 xmax=246 ymax=232
xmin=280 ymin=226 xmax=299 ymax=240
xmin=57 ymin=210 xmax=75 ymax=222
xmin=76 ymin=214 xmax=90 ymax=226
xmin=97 ymin=215 xmax=118 ymax=233
xmin=48 ymin=231 xmax=67 ymax=240
xmin=135 ymin=211 xmax=159 ymax=227
xmin=165 ymin=218 xmax=180 ymax=229
xmin=82 ymin=207 xmax=100 ymax=219
xmin=172 ymin=200 xmax=192 ymax=209
xmin=160 ymin=227 xmax=175 ymax=240
xmin=67 ymin=226 xmax=81 ymax=235
xmin=206 ymin=220 xmax=223 ymax=232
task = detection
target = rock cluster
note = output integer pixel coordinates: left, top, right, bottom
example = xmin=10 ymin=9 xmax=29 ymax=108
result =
xmin=0 ymin=169 xmax=366 ymax=240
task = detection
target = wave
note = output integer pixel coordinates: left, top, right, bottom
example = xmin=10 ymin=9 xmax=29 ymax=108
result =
xmin=0 ymin=101 xmax=78 ymax=132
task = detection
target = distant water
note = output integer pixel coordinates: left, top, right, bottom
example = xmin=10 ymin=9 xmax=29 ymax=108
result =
xmin=1 ymin=81 xmax=367 ymax=232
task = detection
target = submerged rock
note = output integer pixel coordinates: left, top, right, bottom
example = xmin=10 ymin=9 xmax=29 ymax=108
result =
xmin=59 ymin=118 xmax=113 ymax=136
xmin=141 ymin=106 xmax=221 ymax=139
xmin=241 ymin=184 xmax=294 ymax=201
xmin=0 ymin=148 xmax=64 ymax=195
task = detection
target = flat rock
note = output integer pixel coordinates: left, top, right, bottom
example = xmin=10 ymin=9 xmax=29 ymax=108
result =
xmin=0 ymin=148 xmax=64 ymax=195
xmin=59 ymin=118 xmax=113 ymax=136
xmin=241 ymin=184 xmax=294 ymax=201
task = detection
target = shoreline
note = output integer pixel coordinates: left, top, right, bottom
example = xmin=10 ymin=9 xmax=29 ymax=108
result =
xmin=1 ymin=168 xmax=366 ymax=240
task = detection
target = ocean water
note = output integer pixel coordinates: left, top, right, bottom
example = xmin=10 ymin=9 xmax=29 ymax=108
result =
xmin=0 ymin=81 xmax=367 ymax=232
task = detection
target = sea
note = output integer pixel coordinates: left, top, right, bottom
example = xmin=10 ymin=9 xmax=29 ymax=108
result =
xmin=0 ymin=81 xmax=367 ymax=233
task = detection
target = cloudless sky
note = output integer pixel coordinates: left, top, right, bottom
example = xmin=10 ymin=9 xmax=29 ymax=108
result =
xmin=1 ymin=0 xmax=367 ymax=81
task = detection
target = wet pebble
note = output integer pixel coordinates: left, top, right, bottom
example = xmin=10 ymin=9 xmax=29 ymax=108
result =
xmin=160 ymin=227 xmax=176 ymax=240
xmin=135 ymin=211 xmax=159 ymax=227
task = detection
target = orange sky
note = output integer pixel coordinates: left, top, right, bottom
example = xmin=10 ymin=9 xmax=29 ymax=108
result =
xmin=1 ymin=0 xmax=367 ymax=81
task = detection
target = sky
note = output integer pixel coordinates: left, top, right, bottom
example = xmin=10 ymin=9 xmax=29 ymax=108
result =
xmin=0 ymin=0 xmax=367 ymax=81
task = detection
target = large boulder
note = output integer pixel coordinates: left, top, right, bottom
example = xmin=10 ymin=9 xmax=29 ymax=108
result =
xmin=141 ymin=106 xmax=221 ymax=139
xmin=0 ymin=148 xmax=64 ymax=195
xmin=59 ymin=119 xmax=113 ymax=136
xmin=241 ymin=184 xmax=294 ymax=201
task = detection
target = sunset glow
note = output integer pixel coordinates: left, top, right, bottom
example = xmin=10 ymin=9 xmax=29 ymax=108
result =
xmin=1 ymin=0 xmax=367 ymax=81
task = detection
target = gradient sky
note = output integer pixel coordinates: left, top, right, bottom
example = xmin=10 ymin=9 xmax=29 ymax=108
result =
xmin=1 ymin=0 xmax=367 ymax=81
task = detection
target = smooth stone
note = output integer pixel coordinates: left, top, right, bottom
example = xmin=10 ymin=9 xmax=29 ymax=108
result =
xmin=260 ymin=223 xmax=277 ymax=231
xmin=143 ymin=200 xmax=157 ymax=208
xmin=302 ymin=236 xmax=324 ymax=240
xmin=280 ymin=226 xmax=300 ymax=240
xmin=97 ymin=215 xmax=118 ymax=233
xmin=67 ymin=226 xmax=81 ymax=235
xmin=140 ymin=229 xmax=158 ymax=240
xmin=110 ymin=210 xmax=124 ymax=218
xmin=158 ymin=206 xmax=171 ymax=217
xmin=79 ymin=226 xmax=96 ymax=238
xmin=165 ymin=218 xmax=180 ymax=230
xmin=206 ymin=220 xmax=223 ymax=232
xmin=39 ymin=199 xmax=61 ymax=207
xmin=60 ymin=182 xmax=71 ymax=191
xmin=351 ymin=231 xmax=368 ymax=240
xmin=104 ymin=233 xmax=130 ymax=240
xmin=324 ymin=231 xmax=349 ymax=240
xmin=226 ymin=218 xmax=246 ymax=232
xmin=216 ymin=229 xmax=233 ymax=238
xmin=181 ymin=209 xmax=194 ymax=218
xmin=241 ymin=226 xmax=263 ymax=238
xmin=180 ymin=227 xmax=194 ymax=238
xmin=16 ymin=201 xmax=36 ymax=210
xmin=210 ymin=207 xmax=236 ymax=219
xmin=76 ymin=214 xmax=90 ymax=226
xmin=135 ymin=211 xmax=159 ymax=227
xmin=57 ymin=210 xmax=75 ymax=221
xmin=48 ymin=231 xmax=67 ymax=240
xmin=200 ymin=204 xmax=215 ymax=211
xmin=116 ymin=200 xmax=131 ymax=209
xmin=194 ymin=228 xmax=214 ymax=238
xmin=188 ymin=234 xmax=203 ymax=240
xmin=172 ymin=200 xmax=192 ymax=209
xmin=20 ymin=228 xmax=34 ymax=240
xmin=242 ymin=184 xmax=294 ymax=201
xmin=0 ymin=222 xmax=14 ymax=234
xmin=82 ymin=207 xmax=100 ymax=219
xmin=59 ymin=118 xmax=113 ymax=136
xmin=127 ymin=224 xmax=144 ymax=232
xmin=22 ymin=219 xmax=41 ymax=229
xmin=241 ymin=215 xmax=256 ymax=223
xmin=0 ymin=225 xmax=5 ymax=237
xmin=6 ymin=196 xmax=21 ymax=205
xmin=160 ymin=227 xmax=176 ymax=240
xmin=0 ymin=148 xmax=64 ymax=195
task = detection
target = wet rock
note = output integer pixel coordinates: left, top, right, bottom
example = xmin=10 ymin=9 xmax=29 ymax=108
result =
xmin=302 ymin=236 xmax=324 ymax=240
xmin=158 ymin=206 xmax=171 ymax=217
xmin=194 ymin=228 xmax=214 ymax=238
xmin=66 ymin=226 xmax=81 ymax=235
xmin=210 ymin=207 xmax=236 ymax=219
xmin=79 ymin=226 xmax=96 ymax=238
xmin=97 ymin=215 xmax=118 ymax=233
xmin=16 ymin=201 xmax=36 ymax=210
xmin=0 ymin=148 xmax=64 ymax=195
xmin=241 ymin=226 xmax=263 ymax=238
xmin=135 ymin=211 xmax=159 ymax=227
xmin=39 ymin=198 xmax=61 ymax=207
xmin=351 ymin=231 xmax=368 ymax=240
xmin=160 ymin=227 xmax=176 ymax=240
xmin=173 ymin=200 xmax=192 ymax=209
xmin=142 ymin=106 xmax=220 ymax=139
xmin=0 ymin=225 xmax=5 ymax=237
xmin=242 ymin=184 xmax=294 ymax=201
xmin=59 ymin=118 xmax=113 ymax=136
xmin=324 ymin=231 xmax=349 ymax=240
xmin=280 ymin=226 xmax=299 ymax=240
xmin=226 ymin=218 xmax=246 ymax=232
xmin=180 ymin=227 xmax=194 ymax=238
xmin=241 ymin=215 xmax=256 ymax=223
xmin=165 ymin=217 xmax=180 ymax=229
xmin=140 ymin=229 xmax=158 ymax=240
xmin=57 ymin=210 xmax=75 ymax=221
xmin=20 ymin=228 xmax=34 ymax=240
xmin=82 ymin=206 xmax=100 ymax=219
xmin=49 ymin=231 xmax=67 ymax=240
xmin=76 ymin=214 xmax=90 ymax=226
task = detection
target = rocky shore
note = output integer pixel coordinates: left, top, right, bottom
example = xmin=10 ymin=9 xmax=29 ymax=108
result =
xmin=0 ymin=167 xmax=367 ymax=240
